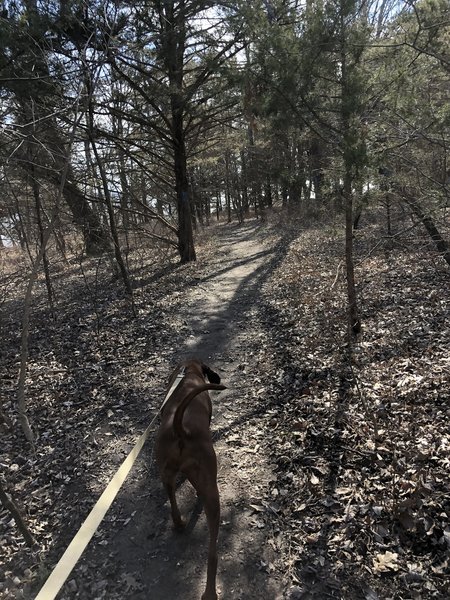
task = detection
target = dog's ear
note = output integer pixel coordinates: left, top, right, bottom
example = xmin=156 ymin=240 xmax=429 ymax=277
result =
xmin=202 ymin=364 xmax=221 ymax=384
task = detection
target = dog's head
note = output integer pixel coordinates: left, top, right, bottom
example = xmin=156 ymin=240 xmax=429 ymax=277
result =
xmin=173 ymin=359 xmax=221 ymax=384
xmin=202 ymin=364 xmax=221 ymax=384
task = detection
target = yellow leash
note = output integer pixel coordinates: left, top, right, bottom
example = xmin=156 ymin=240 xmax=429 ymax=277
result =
xmin=34 ymin=414 xmax=158 ymax=600
xmin=35 ymin=370 xmax=187 ymax=599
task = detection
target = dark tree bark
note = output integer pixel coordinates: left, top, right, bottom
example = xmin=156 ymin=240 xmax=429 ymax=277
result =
xmin=173 ymin=122 xmax=196 ymax=262
xmin=403 ymin=194 xmax=450 ymax=267
xmin=225 ymin=151 xmax=232 ymax=223
xmin=265 ymin=176 xmax=273 ymax=208
xmin=340 ymin=7 xmax=362 ymax=340
xmin=162 ymin=1 xmax=196 ymax=263
xmin=32 ymin=145 xmax=110 ymax=257
xmin=344 ymin=168 xmax=361 ymax=338
xmin=0 ymin=480 xmax=35 ymax=547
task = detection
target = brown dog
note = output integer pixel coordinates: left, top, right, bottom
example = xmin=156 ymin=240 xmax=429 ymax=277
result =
xmin=155 ymin=359 xmax=226 ymax=600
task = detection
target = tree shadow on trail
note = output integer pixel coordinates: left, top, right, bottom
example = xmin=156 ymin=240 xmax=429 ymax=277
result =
xmin=73 ymin=219 xmax=297 ymax=600
xmin=174 ymin=221 xmax=296 ymax=363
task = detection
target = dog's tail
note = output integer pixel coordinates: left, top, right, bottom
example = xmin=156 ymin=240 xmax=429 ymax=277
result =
xmin=173 ymin=384 xmax=226 ymax=441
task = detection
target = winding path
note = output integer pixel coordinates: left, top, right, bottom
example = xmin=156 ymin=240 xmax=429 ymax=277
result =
xmin=77 ymin=220 xmax=288 ymax=599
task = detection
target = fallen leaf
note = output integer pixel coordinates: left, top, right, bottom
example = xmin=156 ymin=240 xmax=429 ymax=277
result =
xmin=373 ymin=551 xmax=400 ymax=573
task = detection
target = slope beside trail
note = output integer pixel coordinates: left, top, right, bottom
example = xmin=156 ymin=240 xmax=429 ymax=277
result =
xmin=48 ymin=219 xmax=290 ymax=600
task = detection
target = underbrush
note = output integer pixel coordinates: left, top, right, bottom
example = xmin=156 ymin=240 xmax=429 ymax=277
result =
xmin=257 ymin=208 xmax=450 ymax=599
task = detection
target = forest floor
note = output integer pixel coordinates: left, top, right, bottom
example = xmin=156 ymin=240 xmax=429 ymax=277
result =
xmin=1 ymin=207 xmax=449 ymax=600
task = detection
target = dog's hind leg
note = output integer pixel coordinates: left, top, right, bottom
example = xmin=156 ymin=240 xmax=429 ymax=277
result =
xmin=184 ymin=460 xmax=220 ymax=600
xmin=201 ymin=484 xmax=220 ymax=600
xmin=161 ymin=469 xmax=185 ymax=529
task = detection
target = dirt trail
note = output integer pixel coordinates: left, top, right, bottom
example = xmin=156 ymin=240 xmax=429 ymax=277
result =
xmin=68 ymin=220 xmax=287 ymax=600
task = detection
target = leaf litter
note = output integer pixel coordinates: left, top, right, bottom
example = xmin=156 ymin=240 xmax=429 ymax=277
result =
xmin=0 ymin=208 xmax=449 ymax=599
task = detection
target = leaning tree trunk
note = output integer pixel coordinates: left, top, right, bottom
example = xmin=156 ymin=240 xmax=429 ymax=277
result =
xmin=85 ymin=77 xmax=136 ymax=306
xmin=89 ymin=137 xmax=135 ymax=301
xmin=43 ymin=164 xmax=111 ymax=257
xmin=15 ymin=113 xmax=111 ymax=257
xmin=8 ymin=4 xmax=111 ymax=259
xmin=403 ymin=194 xmax=450 ymax=267
xmin=0 ymin=480 xmax=34 ymax=547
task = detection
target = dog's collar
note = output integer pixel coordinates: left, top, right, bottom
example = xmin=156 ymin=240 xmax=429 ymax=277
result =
xmin=160 ymin=366 xmax=186 ymax=412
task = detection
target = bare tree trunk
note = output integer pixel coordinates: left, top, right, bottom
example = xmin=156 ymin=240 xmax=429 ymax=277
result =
xmin=163 ymin=1 xmax=196 ymax=264
xmin=404 ymin=194 xmax=450 ymax=267
xmin=87 ymin=100 xmax=135 ymax=307
xmin=173 ymin=121 xmax=196 ymax=263
xmin=344 ymin=169 xmax=362 ymax=339
xmin=31 ymin=168 xmax=56 ymax=319
xmin=265 ymin=176 xmax=273 ymax=208
xmin=225 ymin=151 xmax=232 ymax=223
xmin=8 ymin=198 xmax=32 ymax=260
xmin=386 ymin=197 xmax=392 ymax=236
xmin=340 ymin=6 xmax=362 ymax=341
xmin=112 ymin=109 xmax=131 ymax=232
xmin=241 ymin=150 xmax=249 ymax=217
xmin=17 ymin=88 xmax=84 ymax=443
xmin=0 ymin=480 xmax=35 ymax=547
xmin=18 ymin=213 xmax=57 ymax=443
